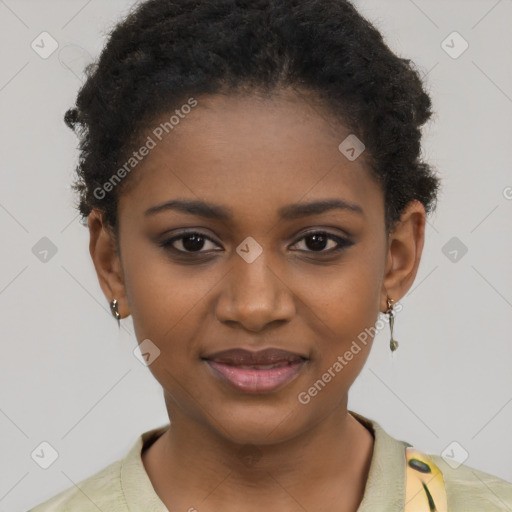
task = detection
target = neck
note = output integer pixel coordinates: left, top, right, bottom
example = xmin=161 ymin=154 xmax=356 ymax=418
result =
xmin=142 ymin=404 xmax=375 ymax=512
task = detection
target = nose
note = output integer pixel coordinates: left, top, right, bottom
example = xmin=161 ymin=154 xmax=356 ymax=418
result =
xmin=215 ymin=252 xmax=296 ymax=333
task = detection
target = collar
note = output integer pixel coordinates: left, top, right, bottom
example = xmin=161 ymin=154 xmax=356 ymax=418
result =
xmin=120 ymin=411 xmax=409 ymax=511
xmin=349 ymin=410 xmax=409 ymax=511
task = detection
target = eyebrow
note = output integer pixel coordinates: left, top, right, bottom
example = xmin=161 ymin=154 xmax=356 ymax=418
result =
xmin=144 ymin=198 xmax=364 ymax=220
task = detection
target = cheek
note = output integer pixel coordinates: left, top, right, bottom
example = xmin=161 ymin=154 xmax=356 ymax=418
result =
xmin=302 ymin=258 xmax=381 ymax=335
xmin=122 ymin=244 xmax=178 ymax=332
xmin=122 ymin=245 xmax=225 ymax=361
xmin=298 ymin=256 xmax=382 ymax=382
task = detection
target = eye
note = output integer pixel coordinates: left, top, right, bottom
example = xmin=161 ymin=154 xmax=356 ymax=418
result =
xmin=159 ymin=232 xmax=221 ymax=253
xmin=290 ymin=231 xmax=353 ymax=253
xmin=159 ymin=230 xmax=353 ymax=256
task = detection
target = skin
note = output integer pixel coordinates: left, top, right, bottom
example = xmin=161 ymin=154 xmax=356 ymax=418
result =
xmin=88 ymin=88 xmax=426 ymax=512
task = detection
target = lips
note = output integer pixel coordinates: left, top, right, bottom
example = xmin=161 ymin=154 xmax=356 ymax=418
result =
xmin=202 ymin=348 xmax=308 ymax=394
xmin=203 ymin=347 xmax=307 ymax=366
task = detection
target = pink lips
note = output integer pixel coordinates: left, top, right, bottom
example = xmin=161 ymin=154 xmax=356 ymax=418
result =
xmin=203 ymin=348 xmax=308 ymax=394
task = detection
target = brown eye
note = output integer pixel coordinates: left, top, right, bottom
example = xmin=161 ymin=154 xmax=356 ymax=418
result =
xmin=291 ymin=231 xmax=353 ymax=253
xmin=159 ymin=232 xmax=220 ymax=253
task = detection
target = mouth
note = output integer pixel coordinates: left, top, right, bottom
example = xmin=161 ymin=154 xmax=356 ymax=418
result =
xmin=202 ymin=347 xmax=309 ymax=394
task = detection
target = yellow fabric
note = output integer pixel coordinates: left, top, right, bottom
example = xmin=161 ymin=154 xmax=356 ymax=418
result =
xmin=404 ymin=447 xmax=447 ymax=512
xmin=28 ymin=411 xmax=512 ymax=511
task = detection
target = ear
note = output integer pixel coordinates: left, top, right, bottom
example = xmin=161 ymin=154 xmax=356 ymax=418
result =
xmin=380 ymin=200 xmax=426 ymax=312
xmin=88 ymin=209 xmax=129 ymax=319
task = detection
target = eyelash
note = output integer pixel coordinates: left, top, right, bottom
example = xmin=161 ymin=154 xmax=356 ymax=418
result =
xmin=158 ymin=230 xmax=353 ymax=256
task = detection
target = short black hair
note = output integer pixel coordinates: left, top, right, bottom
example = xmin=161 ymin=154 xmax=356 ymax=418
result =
xmin=64 ymin=0 xmax=441 ymax=238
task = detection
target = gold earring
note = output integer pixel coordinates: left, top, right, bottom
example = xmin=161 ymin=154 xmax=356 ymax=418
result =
xmin=110 ymin=299 xmax=121 ymax=328
xmin=385 ymin=297 xmax=399 ymax=352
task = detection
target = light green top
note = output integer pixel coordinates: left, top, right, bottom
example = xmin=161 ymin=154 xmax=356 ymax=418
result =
xmin=28 ymin=410 xmax=512 ymax=511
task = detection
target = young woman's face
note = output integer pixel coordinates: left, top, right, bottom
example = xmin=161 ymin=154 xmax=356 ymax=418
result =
xmin=92 ymin=90 xmax=423 ymax=445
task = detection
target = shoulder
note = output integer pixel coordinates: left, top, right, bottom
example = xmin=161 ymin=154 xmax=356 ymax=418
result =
xmin=350 ymin=411 xmax=511 ymax=511
xmin=26 ymin=425 xmax=169 ymax=512
xmin=429 ymin=454 xmax=512 ymax=511
xmin=26 ymin=458 xmax=127 ymax=512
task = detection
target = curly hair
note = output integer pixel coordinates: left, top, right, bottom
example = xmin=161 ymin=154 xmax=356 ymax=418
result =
xmin=64 ymin=0 xmax=441 ymax=239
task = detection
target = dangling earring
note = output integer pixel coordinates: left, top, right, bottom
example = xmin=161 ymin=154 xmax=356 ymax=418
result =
xmin=110 ymin=299 xmax=121 ymax=328
xmin=385 ymin=296 xmax=399 ymax=352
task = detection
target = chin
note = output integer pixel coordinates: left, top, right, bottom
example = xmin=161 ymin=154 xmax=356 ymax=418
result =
xmin=202 ymin=400 xmax=313 ymax=447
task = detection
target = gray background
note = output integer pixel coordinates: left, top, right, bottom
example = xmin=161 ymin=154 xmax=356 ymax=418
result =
xmin=1 ymin=0 xmax=511 ymax=510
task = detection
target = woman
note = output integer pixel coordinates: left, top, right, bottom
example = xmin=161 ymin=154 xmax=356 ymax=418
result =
xmin=29 ymin=0 xmax=511 ymax=511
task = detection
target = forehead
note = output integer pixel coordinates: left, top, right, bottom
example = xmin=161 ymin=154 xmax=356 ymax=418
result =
xmin=117 ymin=90 xmax=383 ymax=227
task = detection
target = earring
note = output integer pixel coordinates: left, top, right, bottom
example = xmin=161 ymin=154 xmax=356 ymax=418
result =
xmin=385 ymin=296 xmax=399 ymax=352
xmin=110 ymin=299 xmax=121 ymax=328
